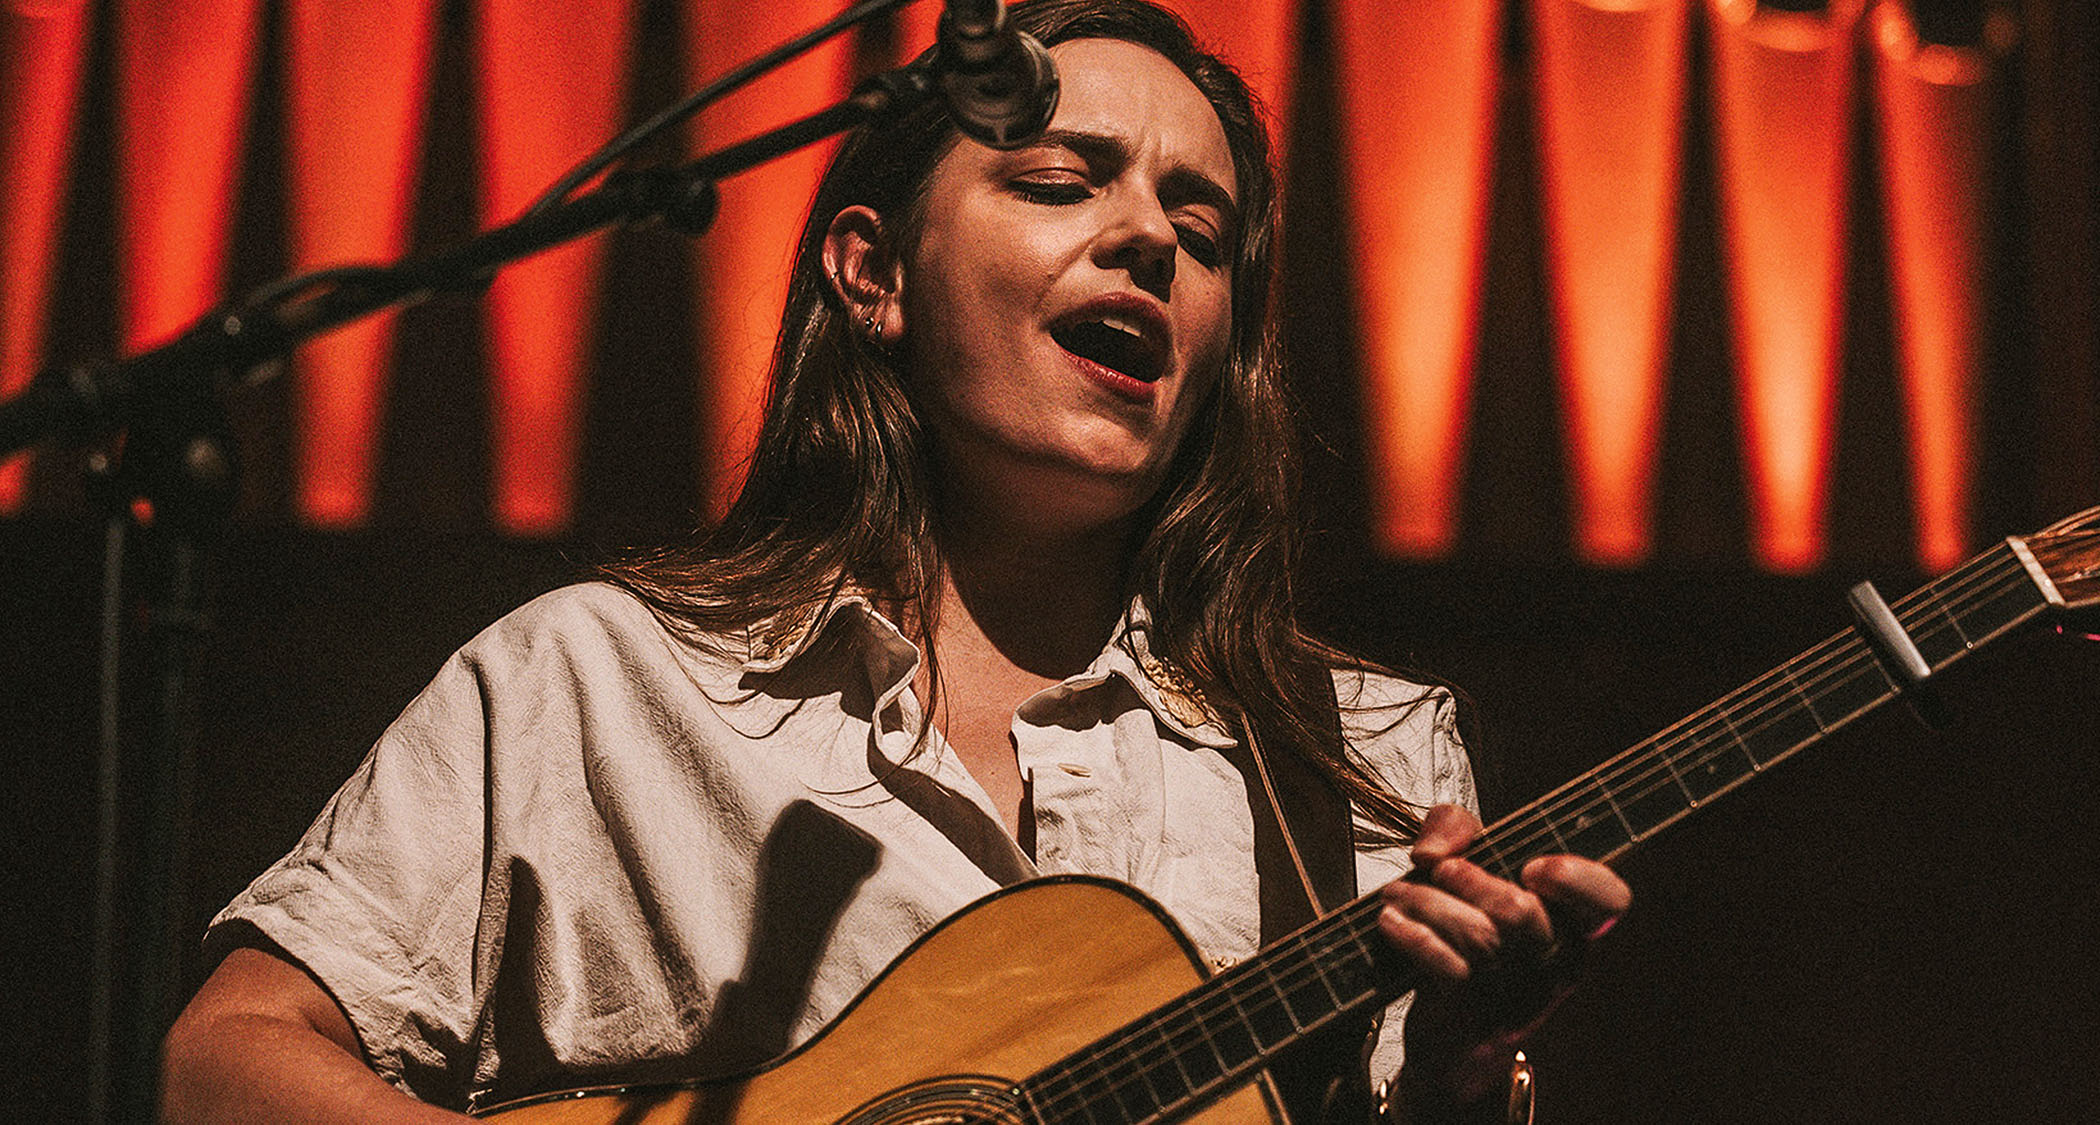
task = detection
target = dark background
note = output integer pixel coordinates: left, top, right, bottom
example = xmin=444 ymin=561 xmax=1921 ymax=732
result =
xmin=8 ymin=527 xmax=2098 ymax=1122
xmin=5 ymin=0 xmax=2098 ymax=1119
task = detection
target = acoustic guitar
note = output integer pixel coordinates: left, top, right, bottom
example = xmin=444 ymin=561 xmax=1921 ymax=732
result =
xmin=479 ymin=507 xmax=2100 ymax=1125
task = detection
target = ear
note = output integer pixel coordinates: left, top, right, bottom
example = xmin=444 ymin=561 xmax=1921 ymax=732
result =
xmin=822 ymin=205 xmax=905 ymax=345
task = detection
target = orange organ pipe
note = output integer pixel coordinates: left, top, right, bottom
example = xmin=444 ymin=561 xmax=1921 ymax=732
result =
xmin=1870 ymin=2 xmax=2012 ymax=571
xmin=1531 ymin=0 xmax=1691 ymax=566
xmin=1336 ymin=0 xmax=1506 ymax=557
xmin=685 ymin=0 xmax=852 ymax=520
xmin=115 ymin=0 xmax=265 ymax=354
xmin=1706 ymin=0 xmax=1864 ymax=573
xmin=0 ymin=0 xmax=93 ymax=511
xmin=475 ymin=0 xmax=637 ymax=535
xmin=284 ymin=0 xmax=437 ymax=527
xmin=1166 ymin=0 xmax=1299 ymax=151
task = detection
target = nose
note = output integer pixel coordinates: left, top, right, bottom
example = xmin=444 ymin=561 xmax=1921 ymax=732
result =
xmin=1094 ymin=192 xmax=1177 ymax=301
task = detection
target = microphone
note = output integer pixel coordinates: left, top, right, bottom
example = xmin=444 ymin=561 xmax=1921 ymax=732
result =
xmin=934 ymin=0 xmax=1059 ymax=149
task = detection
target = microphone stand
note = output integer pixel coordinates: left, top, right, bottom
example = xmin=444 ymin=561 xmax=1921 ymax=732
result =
xmin=0 ymin=14 xmax=940 ymax=1120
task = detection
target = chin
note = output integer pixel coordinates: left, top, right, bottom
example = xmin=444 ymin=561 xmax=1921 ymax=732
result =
xmin=1037 ymin=459 xmax=1174 ymax=528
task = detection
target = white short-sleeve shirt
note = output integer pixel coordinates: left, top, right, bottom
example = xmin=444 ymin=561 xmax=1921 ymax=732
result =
xmin=206 ymin=582 xmax=1475 ymax=1110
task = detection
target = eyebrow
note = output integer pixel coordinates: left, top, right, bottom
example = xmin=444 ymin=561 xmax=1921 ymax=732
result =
xmin=1026 ymin=127 xmax=1241 ymax=237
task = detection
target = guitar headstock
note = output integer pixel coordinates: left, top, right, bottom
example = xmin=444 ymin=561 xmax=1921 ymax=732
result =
xmin=2019 ymin=505 xmax=2100 ymax=611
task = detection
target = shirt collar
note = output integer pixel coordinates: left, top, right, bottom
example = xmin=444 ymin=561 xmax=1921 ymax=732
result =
xmin=1057 ymin=599 xmax=1234 ymax=748
xmin=737 ymin=593 xmax=1234 ymax=749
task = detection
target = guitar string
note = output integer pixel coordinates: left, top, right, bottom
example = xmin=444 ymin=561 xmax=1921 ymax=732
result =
xmin=1022 ymin=905 xmax=1375 ymax=1123
xmin=1489 ymin=546 xmax=2010 ymax=862
xmin=1027 ymin=551 xmax=2031 ymax=1125
xmin=1481 ymin=548 xmax=2025 ymax=869
xmin=1024 ymin=549 xmax=2039 ymax=1124
xmin=1030 ymin=582 xmax=1939 ymax=1122
xmin=1034 ymin=550 xmax=2030 ymax=1124
xmin=1023 ymin=895 xmax=1390 ymax=1125
xmin=1503 ymin=520 xmax=2100 ymax=868
xmin=1472 ymin=548 xmax=2026 ymax=873
xmin=1477 ymin=548 xmax=2021 ymax=871
xmin=1033 ymin=550 xmax=2035 ymax=1124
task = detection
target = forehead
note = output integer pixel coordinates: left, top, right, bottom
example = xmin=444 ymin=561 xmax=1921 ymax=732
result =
xmin=1042 ymin=38 xmax=1237 ymax=199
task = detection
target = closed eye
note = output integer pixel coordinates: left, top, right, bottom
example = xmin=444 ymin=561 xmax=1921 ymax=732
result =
xmin=1177 ymin=225 xmax=1222 ymax=269
xmin=1012 ymin=178 xmax=1092 ymax=205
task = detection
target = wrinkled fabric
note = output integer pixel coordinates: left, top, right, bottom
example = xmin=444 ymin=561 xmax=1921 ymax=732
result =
xmin=207 ymin=582 xmax=1474 ymax=1110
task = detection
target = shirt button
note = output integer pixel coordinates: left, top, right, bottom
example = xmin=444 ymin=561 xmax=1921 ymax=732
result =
xmin=1058 ymin=762 xmax=1092 ymax=777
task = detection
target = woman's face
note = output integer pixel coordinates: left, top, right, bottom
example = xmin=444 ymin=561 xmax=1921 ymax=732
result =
xmin=898 ymin=37 xmax=1239 ymax=531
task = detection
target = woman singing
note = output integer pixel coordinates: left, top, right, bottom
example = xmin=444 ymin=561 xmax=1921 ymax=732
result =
xmin=162 ymin=2 xmax=1629 ymax=1120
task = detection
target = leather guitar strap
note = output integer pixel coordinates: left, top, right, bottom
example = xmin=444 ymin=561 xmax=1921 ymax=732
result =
xmin=1224 ymin=676 xmax=1372 ymax=1123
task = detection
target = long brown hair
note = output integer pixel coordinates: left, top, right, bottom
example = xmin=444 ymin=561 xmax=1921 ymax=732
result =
xmin=604 ymin=0 xmax=1429 ymax=845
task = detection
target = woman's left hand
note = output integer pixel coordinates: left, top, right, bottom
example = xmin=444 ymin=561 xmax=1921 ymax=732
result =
xmin=1376 ymin=803 xmax=1631 ymax=1114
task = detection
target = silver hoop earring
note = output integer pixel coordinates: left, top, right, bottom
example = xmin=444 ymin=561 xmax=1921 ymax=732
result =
xmin=863 ymin=312 xmax=878 ymax=337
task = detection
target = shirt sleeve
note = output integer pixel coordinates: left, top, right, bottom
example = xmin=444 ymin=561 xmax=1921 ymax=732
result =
xmin=203 ymin=644 xmax=495 ymax=1102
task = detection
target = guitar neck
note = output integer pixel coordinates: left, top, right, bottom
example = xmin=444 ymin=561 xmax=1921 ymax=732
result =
xmin=1466 ymin=537 xmax=2054 ymax=878
xmin=1016 ymin=538 xmax=2060 ymax=1125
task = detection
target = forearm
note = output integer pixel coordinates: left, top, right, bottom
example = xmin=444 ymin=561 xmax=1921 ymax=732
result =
xmin=160 ymin=1005 xmax=469 ymax=1125
xmin=162 ymin=946 xmax=472 ymax=1125
xmin=161 ymin=1008 xmax=469 ymax=1124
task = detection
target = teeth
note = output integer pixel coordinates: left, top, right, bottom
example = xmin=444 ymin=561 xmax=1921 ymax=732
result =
xmin=1053 ymin=317 xmax=1160 ymax=381
xmin=1093 ymin=314 xmax=1146 ymax=339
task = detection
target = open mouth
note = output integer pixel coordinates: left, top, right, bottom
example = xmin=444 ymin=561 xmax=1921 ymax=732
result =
xmin=1051 ymin=316 xmax=1166 ymax=384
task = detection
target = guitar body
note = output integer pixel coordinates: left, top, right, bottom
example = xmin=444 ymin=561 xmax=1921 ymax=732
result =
xmin=478 ymin=876 xmax=1282 ymax=1124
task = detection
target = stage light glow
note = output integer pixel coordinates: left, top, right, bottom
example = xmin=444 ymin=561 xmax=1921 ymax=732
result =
xmin=476 ymin=0 xmax=637 ymax=536
xmin=284 ymin=0 xmax=436 ymax=528
xmin=1706 ymin=0 xmax=1864 ymax=573
xmin=1336 ymin=0 xmax=1505 ymax=557
xmin=1167 ymin=0 xmax=1300 ymax=149
xmin=1870 ymin=2 xmax=2011 ymax=571
xmin=1531 ymin=0 xmax=1691 ymax=566
xmin=686 ymin=0 xmax=852 ymax=520
xmin=115 ymin=0 xmax=265 ymax=355
xmin=0 ymin=0 xmax=93 ymax=511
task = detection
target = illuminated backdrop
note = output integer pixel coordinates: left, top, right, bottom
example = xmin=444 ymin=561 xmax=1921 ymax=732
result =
xmin=2 ymin=0 xmax=2093 ymax=571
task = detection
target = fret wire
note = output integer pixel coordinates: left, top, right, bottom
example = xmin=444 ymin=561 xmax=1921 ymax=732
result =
xmin=1156 ymin=1014 xmax=1199 ymax=1097
xmin=1116 ymin=1018 xmax=1187 ymax=1116
xmin=1920 ymin=574 xmax=1976 ymax=649
xmin=1612 ymin=549 xmax=2007 ymax=801
xmin=1102 ymin=1064 xmax=1147 ymax=1125
xmin=1497 ymin=631 xmax=1883 ymax=865
xmin=1496 ymin=602 xmax=1846 ymax=861
xmin=1129 ymin=1024 xmax=1186 ymax=1118
xmin=1029 ymin=551 xmax=2044 ymax=1124
xmin=1595 ymin=776 xmax=1636 ymax=839
xmin=1656 ymin=738 xmax=1697 ymax=805
xmin=1262 ymin=993 xmax=1302 ymax=1048
xmin=1714 ymin=687 xmax=1752 ymax=763
xmin=1852 ymin=635 xmax=1905 ymax=693
xmin=1307 ymin=941 xmax=1349 ymax=1008
xmin=1480 ymin=550 xmax=2033 ymax=867
xmin=1563 ymin=553 xmax=2027 ymax=860
xmin=1493 ymin=622 xmax=1851 ymax=864
xmin=1025 ymin=900 xmax=1388 ymax=1124
xmin=1468 ymin=837 xmax=1515 ymax=882
xmin=1780 ymin=662 xmax=1830 ymax=732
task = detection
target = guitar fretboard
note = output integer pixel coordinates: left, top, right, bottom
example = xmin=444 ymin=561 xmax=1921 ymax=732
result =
xmin=1014 ymin=540 xmax=2054 ymax=1125
xmin=1466 ymin=540 xmax=2048 ymax=879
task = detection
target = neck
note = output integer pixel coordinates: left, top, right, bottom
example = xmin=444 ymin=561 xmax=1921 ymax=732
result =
xmin=932 ymin=492 xmax=1138 ymax=679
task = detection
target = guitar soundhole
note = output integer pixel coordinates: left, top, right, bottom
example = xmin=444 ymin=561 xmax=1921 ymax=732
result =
xmin=837 ymin=1075 xmax=1029 ymax=1125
